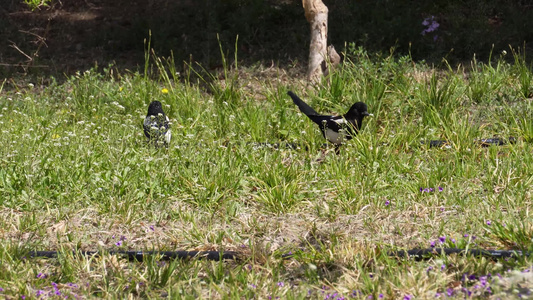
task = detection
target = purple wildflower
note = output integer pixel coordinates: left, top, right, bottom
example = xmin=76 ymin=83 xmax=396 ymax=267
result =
xmin=435 ymin=292 xmax=441 ymax=298
xmin=37 ymin=272 xmax=47 ymax=279
xmin=446 ymin=288 xmax=454 ymax=296
xmin=438 ymin=186 xmax=443 ymax=192
xmin=250 ymin=283 xmax=257 ymax=289
xmin=404 ymin=295 xmax=413 ymax=300
xmin=462 ymin=287 xmax=472 ymax=297
xmin=149 ymin=225 xmax=155 ymax=231
xmin=421 ymin=16 xmax=440 ymax=35
xmin=379 ymin=294 xmax=384 ymax=299
xmin=486 ymin=220 xmax=492 ymax=226
xmin=451 ymin=238 xmax=456 ymax=244
xmin=439 ymin=236 xmax=446 ymax=243
xmin=36 ymin=290 xmax=45 ymax=296
xmin=430 ymin=241 xmax=436 ymax=248
xmin=0 ymin=287 xmax=4 ymax=292
xmin=277 ymin=281 xmax=284 ymax=287
xmin=480 ymin=276 xmax=488 ymax=287
xmin=115 ymin=241 xmax=122 ymax=246
xmin=385 ymin=200 xmax=390 ymax=206
xmin=441 ymin=264 xmax=446 ymax=271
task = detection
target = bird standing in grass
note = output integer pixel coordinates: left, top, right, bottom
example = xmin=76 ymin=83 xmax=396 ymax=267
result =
xmin=287 ymin=91 xmax=372 ymax=153
xmin=143 ymin=101 xmax=171 ymax=146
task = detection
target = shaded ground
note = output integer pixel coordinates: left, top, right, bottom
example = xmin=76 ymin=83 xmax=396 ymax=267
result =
xmin=0 ymin=0 xmax=308 ymax=79
xmin=1 ymin=0 xmax=532 ymax=82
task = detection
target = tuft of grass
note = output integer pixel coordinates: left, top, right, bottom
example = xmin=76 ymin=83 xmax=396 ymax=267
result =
xmin=417 ymin=70 xmax=462 ymax=127
xmin=511 ymin=46 xmax=533 ymax=99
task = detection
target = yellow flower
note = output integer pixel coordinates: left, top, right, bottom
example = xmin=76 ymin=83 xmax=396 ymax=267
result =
xmin=52 ymin=134 xmax=60 ymax=139
xmin=161 ymin=88 xmax=169 ymax=94
xmin=119 ymin=87 xmax=124 ymax=92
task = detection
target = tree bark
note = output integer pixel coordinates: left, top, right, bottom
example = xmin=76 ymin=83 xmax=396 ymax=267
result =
xmin=302 ymin=0 xmax=337 ymax=82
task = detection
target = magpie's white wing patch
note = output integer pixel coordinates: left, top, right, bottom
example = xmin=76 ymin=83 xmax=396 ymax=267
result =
xmin=332 ymin=118 xmax=346 ymax=125
xmin=325 ymin=128 xmax=344 ymax=144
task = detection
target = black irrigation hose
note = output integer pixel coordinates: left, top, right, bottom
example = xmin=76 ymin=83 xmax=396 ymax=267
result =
xmin=388 ymin=248 xmax=530 ymax=261
xmin=28 ymin=248 xmax=530 ymax=262
xmin=251 ymin=137 xmax=517 ymax=150
xmin=424 ymin=137 xmax=517 ymax=148
xmin=29 ymin=250 xmax=240 ymax=262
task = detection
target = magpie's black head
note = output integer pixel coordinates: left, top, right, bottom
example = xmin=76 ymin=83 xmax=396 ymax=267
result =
xmin=147 ymin=101 xmax=165 ymax=116
xmin=345 ymin=102 xmax=371 ymax=119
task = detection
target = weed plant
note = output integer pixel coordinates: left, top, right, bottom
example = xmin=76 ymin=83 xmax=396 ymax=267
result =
xmin=0 ymin=46 xmax=532 ymax=299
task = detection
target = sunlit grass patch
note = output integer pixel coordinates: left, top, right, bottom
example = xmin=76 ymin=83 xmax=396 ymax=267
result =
xmin=0 ymin=48 xmax=532 ymax=298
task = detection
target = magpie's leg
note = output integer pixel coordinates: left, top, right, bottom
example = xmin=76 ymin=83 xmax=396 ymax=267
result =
xmin=335 ymin=144 xmax=341 ymax=155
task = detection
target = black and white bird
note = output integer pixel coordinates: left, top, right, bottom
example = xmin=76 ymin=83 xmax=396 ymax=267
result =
xmin=143 ymin=101 xmax=171 ymax=146
xmin=287 ymin=91 xmax=372 ymax=152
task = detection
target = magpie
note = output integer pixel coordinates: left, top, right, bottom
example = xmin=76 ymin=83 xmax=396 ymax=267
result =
xmin=287 ymin=91 xmax=372 ymax=152
xmin=143 ymin=101 xmax=171 ymax=146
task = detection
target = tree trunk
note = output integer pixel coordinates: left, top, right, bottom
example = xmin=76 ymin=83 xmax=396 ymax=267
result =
xmin=302 ymin=0 xmax=338 ymax=83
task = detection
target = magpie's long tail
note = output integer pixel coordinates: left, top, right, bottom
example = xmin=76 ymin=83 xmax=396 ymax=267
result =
xmin=287 ymin=91 xmax=321 ymax=117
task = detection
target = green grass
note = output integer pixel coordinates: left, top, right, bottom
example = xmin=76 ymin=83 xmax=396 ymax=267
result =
xmin=0 ymin=48 xmax=532 ymax=299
